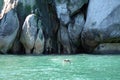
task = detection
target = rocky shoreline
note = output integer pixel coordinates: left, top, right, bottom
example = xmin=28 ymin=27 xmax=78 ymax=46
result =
xmin=0 ymin=0 xmax=120 ymax=55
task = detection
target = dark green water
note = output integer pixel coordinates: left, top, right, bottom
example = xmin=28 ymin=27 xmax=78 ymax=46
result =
xmin=0 ymin=54 xmax=120 ymax=80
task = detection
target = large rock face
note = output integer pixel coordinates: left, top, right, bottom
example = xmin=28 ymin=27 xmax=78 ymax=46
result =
xmin=55 ymin=0 xmax=87 ymax=54
xmin=57 ymin=13 xmax=85 ymax=54
xmin=82 ymin=0 xmax=120 ymax=52
xmin=0 ymin=9 xmax=19 ymax=53
xmin=20 ymin=14 xmax=44 ymax=55
xmin=1 ymin=0 xmax=120 ymax=54
xmin=7 ymin=0 xmax=38 ymax=53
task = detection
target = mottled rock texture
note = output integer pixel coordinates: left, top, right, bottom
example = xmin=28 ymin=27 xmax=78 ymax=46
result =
xmin=20 ymin=14 xmax=44 ymax=55
xmin=0 ymin=0 xmax=120 ymax=54
xmin=82 ymin=0 xmax=120 ymax=52
xmin=0 ymin=9 xmax=19 ymax=53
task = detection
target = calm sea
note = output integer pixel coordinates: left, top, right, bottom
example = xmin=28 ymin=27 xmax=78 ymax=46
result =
xmin=0 ymin=54 xmax=120 ymax=80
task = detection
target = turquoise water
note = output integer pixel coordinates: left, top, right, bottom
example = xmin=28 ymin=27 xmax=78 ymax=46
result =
xmin=0 ymin=54 xmax=120 ymax=80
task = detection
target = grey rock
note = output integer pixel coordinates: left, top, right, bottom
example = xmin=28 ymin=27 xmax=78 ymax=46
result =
xmin=0 ymin=0 xmax=17 ymax=19
xmin=0 ymin=9 xmax=19 ymax=53
xmin=57 ymin=13 xmax=85 ymax=54
xmin=94 ymin=43 xmax=120 ymax=54
xmin=33 ymin=20 xmax=45 ymax=55
xmin=68 ymin=13 xmax=85 ymax=47
xmin=16 ymin=0 xmax=37 ymax=27
xmin=20 ymin=14 xmax=37 ymax=54
xmin=68 ymin=0 xmax=88 ymax=15
xmin=54 ymin=0 xmax=70 ymax=25
xmin=54 ymin=0 xmax=88 ymax=24
xmin=58 ymin=25 xmax=71 ymax=54
xmin=36 ymin=0 xmax=59 ymax=54
xmin=20 ymin=14 xmax=44 ymax=54
xmin=82 ymin=0 xmax=120 ymax=52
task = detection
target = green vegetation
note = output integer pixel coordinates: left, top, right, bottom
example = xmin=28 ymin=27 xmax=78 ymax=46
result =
xmin=0 ymin=0 xmax=3 ymax=11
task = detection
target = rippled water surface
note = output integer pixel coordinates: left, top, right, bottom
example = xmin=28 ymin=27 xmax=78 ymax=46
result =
xmin=0 ymin=54 xmax=120 ymax=80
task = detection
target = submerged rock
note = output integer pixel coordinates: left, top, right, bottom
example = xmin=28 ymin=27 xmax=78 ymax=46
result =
xmin=20 ymin=14 xmax=44 ymax=55
xmin=82 ymin=0 xmax=120 ymax=52
xmin=0 ymin=9 xmax=19 ymax=53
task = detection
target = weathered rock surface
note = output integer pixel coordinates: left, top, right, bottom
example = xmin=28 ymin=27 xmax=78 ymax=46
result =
xmin=36 ymin=0 xmax=59 ymax=54
xmin=54 ymin=0 xmax=88 ymax=25
xmin=55 ymin=0 xmax=87 ymax=54
xmin=17 ymin=0 xmax=37 ymax=26
xmin=54 ymin=0 xmax=70 ymax=25
xmin=9 ymin=0 xmax=38 ymax=53
xmin=68 ymin=13 xmax=85 ymax=50
xmin=68 ymin=0 xmax=88 ymax=15
xmin=0 ymin=9 xmax=19 ymax=53
xmin=20 ymin=14 xmax=44 ymax=55
xmin=33 ymin=27 xmax=45 ymax=54
xmin=82 ymin=0 xmax=120 ymax=52
xmin=0 ymin=0 xmax=17 ymax=19
xmin=94 ymin=43 xmax=120 ymax=54
xmin=58 ymin=13 xmax=85 ymax=54
xmin=58 ymin=25 xmax=71 ymax=54
xmin=0 ymin=0 xmax=120 ymax=54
